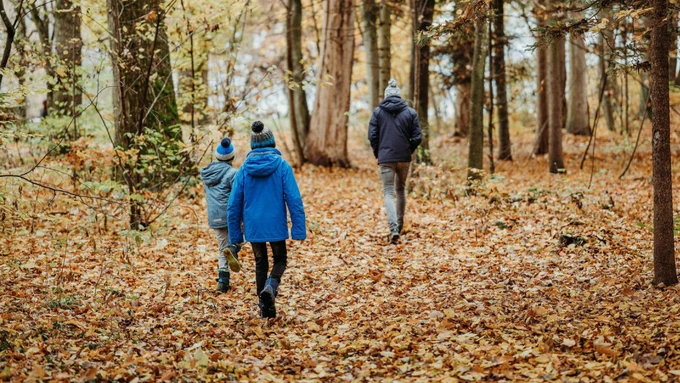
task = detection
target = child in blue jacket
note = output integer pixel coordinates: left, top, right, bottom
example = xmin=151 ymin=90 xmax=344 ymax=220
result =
xmin=201 ymin=137 xmax=242 ymax=293
xmin=228 ymin=121 xmax=306 ymax=318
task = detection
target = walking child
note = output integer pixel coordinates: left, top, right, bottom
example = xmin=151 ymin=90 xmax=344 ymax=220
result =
xmin=228 ymin=121 xmax=306 ymax=318
xmin=201 ymin=137 xmax=243 ymax=293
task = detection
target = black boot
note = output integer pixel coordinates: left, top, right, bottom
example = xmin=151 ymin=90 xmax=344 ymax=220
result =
xmin=259 ymin=277 xmax=278 ymax=318
xmin=216 ymin=270 xmax=230 ymax=293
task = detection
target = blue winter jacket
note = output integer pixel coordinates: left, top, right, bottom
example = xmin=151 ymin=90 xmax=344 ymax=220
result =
xmin=227 ymin=148 xmax=306 ymax=244
xmin=201 ymin=161 xmax=238 ymax=229
xmin=368 ymin=96 xmax=422 ymax=163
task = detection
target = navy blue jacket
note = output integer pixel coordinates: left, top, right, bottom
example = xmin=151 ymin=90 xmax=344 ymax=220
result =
xmin=227 ymin=148 xmax=306 ymax=244
xmin=368 ymin=96 xmax=422 ymax=163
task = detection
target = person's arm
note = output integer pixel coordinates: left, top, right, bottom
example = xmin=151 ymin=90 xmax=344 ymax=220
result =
xmin=227 ymin=171 xmax=245 ymax=244
xmin=409 ymin=111 xmax=423 ymax=153
xmin=283 ymin=164 xmax=306 ymax=240
xmin=368 ymin=110 xmax=380 ymax=159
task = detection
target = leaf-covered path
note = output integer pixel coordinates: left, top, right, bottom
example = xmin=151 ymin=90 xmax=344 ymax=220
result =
xmin=2 ymin=132 xmax=680 ymax=382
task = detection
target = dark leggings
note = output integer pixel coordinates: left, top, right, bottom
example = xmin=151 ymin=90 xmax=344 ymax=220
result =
xmin=251 ymin=241 xmax=287 ymax=295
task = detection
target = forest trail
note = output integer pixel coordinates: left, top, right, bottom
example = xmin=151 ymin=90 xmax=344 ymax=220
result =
xmin=2 ymin=129 xmax=680 ymax=381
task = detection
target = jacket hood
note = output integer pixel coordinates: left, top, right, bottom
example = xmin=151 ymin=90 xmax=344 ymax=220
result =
xmin=379 ymin=96 xmax=408 ymax=114
xmin=242 ymin=148 xmax=283 ymax=177
xmin=200 ymin=161 xmax=232 ymax=185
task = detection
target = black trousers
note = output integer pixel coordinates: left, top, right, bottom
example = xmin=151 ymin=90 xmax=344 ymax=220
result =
xmin=251 ymin=241 xmax=287 ymax=295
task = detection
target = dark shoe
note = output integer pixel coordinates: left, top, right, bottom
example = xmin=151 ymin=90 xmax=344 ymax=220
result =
xmin=223 ymin=245 xmax=242 ymax=273
xmin=216 ymin=270 xmax=230 ymax=293
xmin=259 ymin=278 xmax=279 ymax=318
xmin=390 ymin=233 xmax=400 ymax=244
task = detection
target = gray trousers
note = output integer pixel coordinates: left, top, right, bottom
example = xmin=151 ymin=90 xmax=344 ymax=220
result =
xmin=379 ymin=162 xmax=410 ymax=235
xmin=213 ymin=228 xmax=230 ymax=271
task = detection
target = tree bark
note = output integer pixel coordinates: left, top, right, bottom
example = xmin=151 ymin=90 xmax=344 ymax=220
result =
xmin=414 ymin=0 xmax=434 ymax=164
xmin=53 ymin=0 xmax=82 ymax=133
xmin=361 ymin=0 xmax=380 ymax=109
xmin=566 ymin=31 xmax=590 ymax=136
xmin=493 ymin=0 xmax=511 ymax=160
xmin=305 ymin=0 xmax=354 ymax=167
xmin=286 ymin=0 xmax=310 ymax=163
xmin=454 ymin=82 xmax=471 ymax=137
xmin=535 ymin=45 xmax=548 ymax=155
xmin=533 ymin=1 xmax=548 ymax=155
xmin=468 ymin=15 xmax=488 ymax=179
xmin=669 ymin=11 xmax=678 ymax=83
xmin=650 ymin=0 xmax=678 ymax=286
xmin=599 ymin=11 xmax=618 ymax=132
xmin=377 ymin=0 xmax=391 ymax=93
xmin=107 ymin=0 xmax=182 ymax=203
xmin=547 ymin=6 xmax=565 ymax=173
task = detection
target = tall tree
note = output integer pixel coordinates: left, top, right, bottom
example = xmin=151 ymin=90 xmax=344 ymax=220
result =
xmin=599 ymin=8 xmax=618 ymax=132
xmin=286 ymin=0 xmax=310 ymax=163
xmin=305 ymin=0 xmax=355 ymax=167
xmin=492 ymin=0 xmax=511 ymax=160
xmin=53 ymin=0 xmax=82 ymax=134
xmin=468 ymin=13 xmax=488 ymax=179
xmin=378 ymin=0 xmax=391 ymax=93
xmin=547 ymin=1 xmax=565 ymax=173
xmin=533 ymin=2 xmax=548 ymax=155
xmin=649 ymin=0 xmax=678 ymax=286
xmin=107 ymin=0 xmax=182 ymax=226
xmin=566 ymin=28 xmax=590 ymax=136
xmin=361 ymin=0 xmax=380 ymax=109
xmin=414 ymin=0 xmax=434 ymax=164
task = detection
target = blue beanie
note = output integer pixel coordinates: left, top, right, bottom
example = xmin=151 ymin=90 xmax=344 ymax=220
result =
xmin=215 ymin=137 xmax=236 ymax=162
xmin=250 ymin=121 xmax=276 ymax=149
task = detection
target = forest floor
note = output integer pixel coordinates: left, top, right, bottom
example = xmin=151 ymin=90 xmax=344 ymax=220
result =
xmin=3 ymin=116 xmax=680 ymax=382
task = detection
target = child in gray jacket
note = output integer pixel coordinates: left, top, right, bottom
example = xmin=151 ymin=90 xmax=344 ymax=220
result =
xmin=201 ymin=137 xmax=242 ymax=292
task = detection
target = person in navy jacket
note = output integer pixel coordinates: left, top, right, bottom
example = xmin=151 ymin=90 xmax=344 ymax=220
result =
xmin=228 ymin=121 xmax=306 ymax=318
xmin=368 ymin=79 xmax=422 ymax=243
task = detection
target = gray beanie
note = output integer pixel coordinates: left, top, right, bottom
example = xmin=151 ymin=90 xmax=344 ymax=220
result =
xmin=250 ymin=121 xmax=276 ymax=149
xmin=384 ymin=79 xmax=401 ymax=98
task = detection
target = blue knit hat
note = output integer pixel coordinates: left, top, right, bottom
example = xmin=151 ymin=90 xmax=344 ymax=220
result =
xmin=215 ymin=137 xmax=236 ymax=162
xmin=250 ymin=121 xmax=275 ymax=149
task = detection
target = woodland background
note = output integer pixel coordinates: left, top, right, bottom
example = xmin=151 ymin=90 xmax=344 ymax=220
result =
xmin=3 ymin=0 xmax=680 ymax=381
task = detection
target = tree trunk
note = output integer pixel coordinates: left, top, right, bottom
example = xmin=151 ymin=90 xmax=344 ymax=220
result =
xmin=559 ymin=37 xmax=566 ymax=131
xmin=599 ymin=12 xmax=617 ymax=132
xmin=566 ymin=31 xmax=590 ymax=136
xmin=377 ymin=0 xmax=391 ymax=93
xmin=547 ymin=8 xmax=565 ymax=173
xmin=650 ymin=0 xmax=678 ymax=286
xmin=28 ymin=4 xmax=55 ymax=111
xmin=305 ymin=0 xmax=354 ymax=167
xmin=535 ymin=44 xmax=549 ymax=155
xmin=468 ymin=15 xmax=488 ymax=179
xmin=414 ymin=0 xmax=434 ymax=164
xmin=669 ymin=11 xmax=678 ymax=83
xmin=361 ymin=0 xmax=380 ymax=109
xmin=493 ymin=0 xmax=511 ymax=160
xmin=407 ymin=0 xmax=416 ymax=104
xmin=286 ymin=0 xmax=310 ymax=164
xmin=639 ymin=72 xmax=650 ymax=117
xmin=107 ymin=0 xmax=182 ymax=211
xmin=13 ymin=15 xmax=29 ymax=120
xmin=53 ymin=0 xmax=82 ymax=134
xmin=454 ymin=83 xmax=471 ymax=137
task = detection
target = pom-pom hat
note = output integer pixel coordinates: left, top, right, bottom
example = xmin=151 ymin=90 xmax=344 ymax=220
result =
xmin=250 ymin=121 xmax=276 ymax=149
xmin=215 ymin=137 xmax=236 ymax=162
xmin=384 ymin=79 xmax=401 ymax=98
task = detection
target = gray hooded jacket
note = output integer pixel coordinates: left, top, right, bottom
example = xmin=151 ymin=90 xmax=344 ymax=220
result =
xmin=201 ymin=161 xmax=238 ymax=229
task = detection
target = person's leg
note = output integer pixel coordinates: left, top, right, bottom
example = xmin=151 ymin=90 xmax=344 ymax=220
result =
xmin=269 ymin=240 xmax=288 ymax=284
xmin=379 ymin=164 xmax=399 ymax=236
xmin=394 ymin=162 xmax=411 ymax=234
xmin=213 ymin=228 xmax=231 ymax=292
xmin=251 ymin=242 xmax=269 ymax=295
xmin=213 ymin=228 xmax=230 ymax=270
xmin=260 ymin=241 xmax=287 ymax=318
